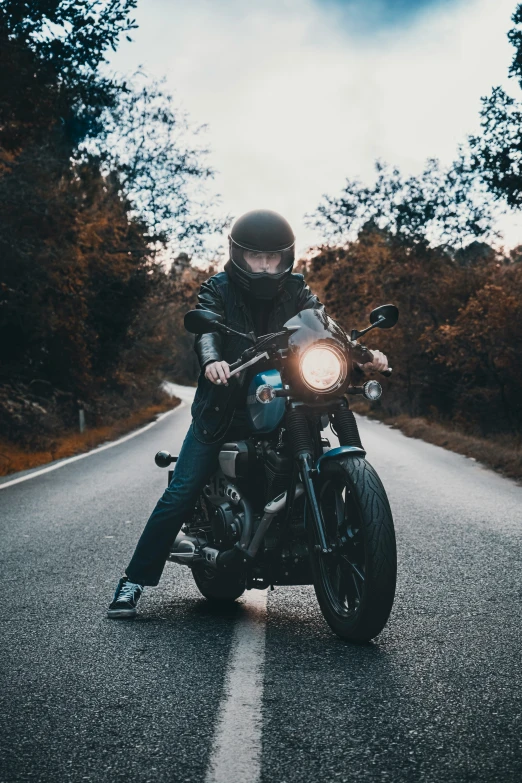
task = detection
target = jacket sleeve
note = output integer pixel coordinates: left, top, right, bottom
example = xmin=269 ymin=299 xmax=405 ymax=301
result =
xmin=296 ymin=277 xmax=325 ymax=313
xmin=193 ymin=278 xmax=225 ymax=370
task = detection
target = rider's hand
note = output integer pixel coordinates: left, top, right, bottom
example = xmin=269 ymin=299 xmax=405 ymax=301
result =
xmin=361 ymin=350 xmax=388 ymax=374
xmin=205 ymin=360 xmax=230 ymax=385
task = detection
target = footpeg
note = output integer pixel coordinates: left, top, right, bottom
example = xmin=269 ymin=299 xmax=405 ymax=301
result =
xmin=168 ymin=537 xmax=203 ymax=565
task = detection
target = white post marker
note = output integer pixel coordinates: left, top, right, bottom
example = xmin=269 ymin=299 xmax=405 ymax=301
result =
xmin=205 ymin=590 xmax=268 ymax=783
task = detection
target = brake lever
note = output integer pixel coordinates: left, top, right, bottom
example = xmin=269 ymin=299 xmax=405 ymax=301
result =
xmin=229 ymin=351 xmax=269 ymax=377
xmin=214 ymin=352 xmax=269 ymax=384
xmin=213 ymin=326 xmax=295 ymax=385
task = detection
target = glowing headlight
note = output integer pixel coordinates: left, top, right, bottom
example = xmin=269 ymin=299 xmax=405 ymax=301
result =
xmin=300 ymin=346 xmax=345 ymax=392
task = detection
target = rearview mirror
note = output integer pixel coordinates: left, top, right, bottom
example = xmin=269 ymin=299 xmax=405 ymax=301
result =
xmin=369 ymin=304 xmax=399 ymax=329
xmin=350 ymin=303 xmax=399 ymax=341
xmin=184 ymin=309 xmax=224 ymax=335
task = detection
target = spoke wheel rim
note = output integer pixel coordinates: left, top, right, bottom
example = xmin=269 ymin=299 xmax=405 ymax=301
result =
xmin=317 ymin=476 xmax=366 ymax=620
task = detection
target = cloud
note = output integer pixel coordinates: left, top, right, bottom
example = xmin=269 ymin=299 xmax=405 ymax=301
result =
xmin=109 ymin=0 xmax=519 ymax=253
xmin=318 ymin=0 xmax=460 ymax=31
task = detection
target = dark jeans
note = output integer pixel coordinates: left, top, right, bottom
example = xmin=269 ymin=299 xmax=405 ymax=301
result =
xmin=126 ymin=416 xmax=248 ymax=586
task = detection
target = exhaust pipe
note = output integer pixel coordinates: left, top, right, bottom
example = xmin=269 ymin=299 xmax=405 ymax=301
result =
xmin=169 ymin=538 xmax=243 ymax=571
xmin=168 ymin=484 xmax=304 ymax=568
xmin=246 ymin=484 xmax=304 ymax=559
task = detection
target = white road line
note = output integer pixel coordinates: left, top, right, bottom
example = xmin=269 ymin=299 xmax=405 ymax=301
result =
xmin=205 ymin=589 xmax=268 ymax=783
xmin=0 ymin=401 xmax=185 ymax=491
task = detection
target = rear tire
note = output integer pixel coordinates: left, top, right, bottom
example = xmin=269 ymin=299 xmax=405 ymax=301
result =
xmin=192 ymin=565 xmax=246 ymax=603
xmin=309 ymin=456 xmax=396 ymax=642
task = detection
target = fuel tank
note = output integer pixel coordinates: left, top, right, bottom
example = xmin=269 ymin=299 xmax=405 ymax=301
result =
xmin=246 ymin=368 xmax=285 ymax=433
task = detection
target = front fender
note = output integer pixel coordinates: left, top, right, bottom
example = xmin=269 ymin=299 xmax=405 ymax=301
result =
xmin=316 ymin=445 xmax=366 ymax=473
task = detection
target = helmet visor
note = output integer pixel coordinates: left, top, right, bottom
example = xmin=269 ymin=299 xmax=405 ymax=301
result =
xmin=230 ymin=239 xmax=294 ymax=277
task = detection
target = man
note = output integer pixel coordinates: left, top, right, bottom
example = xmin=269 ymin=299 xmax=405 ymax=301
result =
xmin=108 ymin=209 xmax=388 ymax=618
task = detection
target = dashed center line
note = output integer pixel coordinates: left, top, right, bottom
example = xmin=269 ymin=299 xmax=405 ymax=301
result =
xmin=205 ymin=589 xmax=268 ymax=783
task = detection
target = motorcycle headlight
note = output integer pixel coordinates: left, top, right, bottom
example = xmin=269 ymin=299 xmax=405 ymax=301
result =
xmin=300 ymin=345 xmax=346 ymax=393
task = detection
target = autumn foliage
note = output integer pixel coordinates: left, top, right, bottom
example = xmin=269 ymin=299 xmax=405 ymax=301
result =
xmin=0 ymin=1 xmax=216 ymax=461
xmin=300 ymin=228 xmax=522 ymax=440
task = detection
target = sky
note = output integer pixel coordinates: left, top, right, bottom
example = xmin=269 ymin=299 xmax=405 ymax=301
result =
xmin=108 ymin=0 xmax=521 ymax=256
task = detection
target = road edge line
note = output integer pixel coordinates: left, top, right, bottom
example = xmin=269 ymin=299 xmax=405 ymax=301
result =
xmin=0 ymin=401 xmax=186 ymax=491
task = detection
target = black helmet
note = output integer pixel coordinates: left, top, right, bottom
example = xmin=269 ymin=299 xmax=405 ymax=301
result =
xmin=228 ymin=209 xmax=295 ymax=299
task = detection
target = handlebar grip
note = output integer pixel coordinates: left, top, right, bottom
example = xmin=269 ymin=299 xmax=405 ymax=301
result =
xmin=380 ymin=368 xmax=392 ymax=377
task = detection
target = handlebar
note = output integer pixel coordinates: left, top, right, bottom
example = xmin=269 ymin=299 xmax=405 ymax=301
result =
xmin=213 ymin=352 xmax=269 ymax=384
xmin=353 ymin=344 xmax=392 ymax=377
xmin=212 ymin=338 xmax=393 ymax=384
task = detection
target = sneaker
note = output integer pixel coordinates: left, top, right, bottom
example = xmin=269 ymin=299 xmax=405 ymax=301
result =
xmin=107 ymin=576 xmax=143 ymax=619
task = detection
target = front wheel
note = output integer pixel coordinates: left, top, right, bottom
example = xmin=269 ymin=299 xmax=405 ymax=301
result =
xmin=192 ymin=565 xmax=246 ymax=603
xmin=308 ymin=456 xmax=397 ymax=642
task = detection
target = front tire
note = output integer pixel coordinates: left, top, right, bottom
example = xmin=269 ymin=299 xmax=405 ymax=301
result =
xmin=308 ymin=456 xmax=396 ymax=642
xmin=192 ymin=565 xmax=246 ymax=603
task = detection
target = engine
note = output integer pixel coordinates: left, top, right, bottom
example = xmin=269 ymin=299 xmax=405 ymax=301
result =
xmin=209 ymin=501 xmax=242 ymax=547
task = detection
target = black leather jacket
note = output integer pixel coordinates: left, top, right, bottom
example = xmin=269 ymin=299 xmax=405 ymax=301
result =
xmin=190 ymin=262 xmax=324 ymax=443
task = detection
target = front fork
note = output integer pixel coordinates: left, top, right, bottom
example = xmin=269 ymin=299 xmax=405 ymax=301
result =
xmin=285 ymin=401 xmax=365 ymax=556
xmin=284 ymin=405 xmax=332 ymax=554
xmin=298 ymin=454 xmax=331 ymax=554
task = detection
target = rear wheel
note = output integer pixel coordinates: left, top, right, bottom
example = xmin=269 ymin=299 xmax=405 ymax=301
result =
xmin=308 ymin=456 xmax=396 ymax=642
xmin=192 ymin=565 xmax=246 ymax=603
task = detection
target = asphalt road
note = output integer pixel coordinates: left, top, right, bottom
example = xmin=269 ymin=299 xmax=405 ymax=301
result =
xmin=1 ymin=383 xmax=522 ymax=783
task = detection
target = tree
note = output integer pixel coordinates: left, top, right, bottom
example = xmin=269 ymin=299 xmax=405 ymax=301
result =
xmin=469 ymin=4 xmax=522 ymax=208
xmin=422 ymin=277 xmax=522 ymax=435
xmin=469 ymin=87 xmax=522 ymax=208
xmin=301 ymin=225 xmax=494 ymax=419
xmin=307 ymin=156 xmax=495 ymax=248
xmin=0 ymin=0 xmax=138 ymax=152
xmin=89 ymin=75 xmax=229 ymax=254
xmin=0 ymin=0 xmax=225 ymax=439
xmin=0 ymin=145 xmax=153 ymax=393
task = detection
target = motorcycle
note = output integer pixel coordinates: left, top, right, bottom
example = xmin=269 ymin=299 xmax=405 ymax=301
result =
xmin=155 ymin=304 xmax=398 ymax=642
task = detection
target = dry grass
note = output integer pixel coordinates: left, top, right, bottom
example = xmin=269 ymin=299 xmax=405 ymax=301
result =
xmin=350 ymin=400 xmax=522 ymax=483
xmin=0 ymin=397 xmax=180 ymax=478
